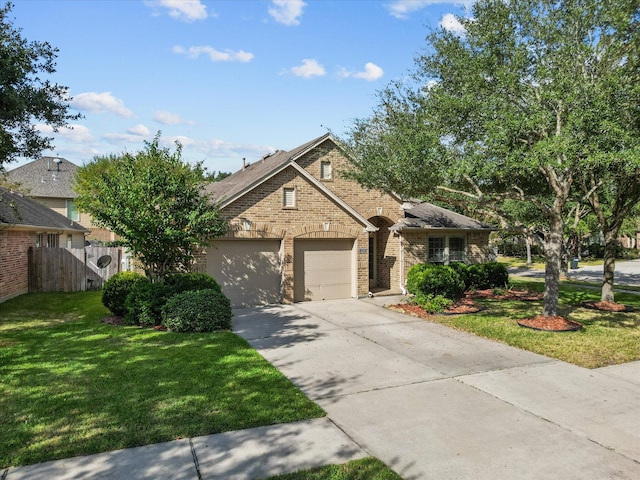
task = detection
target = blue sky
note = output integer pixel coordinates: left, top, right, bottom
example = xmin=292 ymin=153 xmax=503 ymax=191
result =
xmin=9 ymin=0 xmax=469 ymax=174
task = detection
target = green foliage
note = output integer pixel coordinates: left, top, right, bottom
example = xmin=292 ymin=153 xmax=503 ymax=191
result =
xmin=75 ymin=133 xmax=227 ymax=282
xmin=101 ymin=271 xmax=146 ymax=316
xmin=482 ymin=262 xmax=509 ymax=289
xmin=165 ymin=272 xmax=222 ymax=294
xmin=407 ymin=264 xmax=465 ymax=300
xmin=161 ymin=289 xmax=232 ymax=333
xmin=413 ymin=293 xmax=453 ymax=314
xmin=124 ymin=272 xmax=223 ymax=326
xmin=0 ymin=3 xmax=82 ymax=166
xmin=449 ymin=262 xmax=470 ymax=289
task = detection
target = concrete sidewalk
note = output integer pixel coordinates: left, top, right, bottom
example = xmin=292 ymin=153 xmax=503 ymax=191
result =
xmin=4 ymin=298 xmax=640 ymax=479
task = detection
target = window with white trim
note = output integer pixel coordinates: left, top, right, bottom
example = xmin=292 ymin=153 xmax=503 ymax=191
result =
xmin=428 ymin=237 xmax=445 ymax=263
xmin=320 ymin=161 xmax=332 ymax=180
xmin=66 ymin=200 xmax=79 ymax=221
xmin=283 ymin=187 xmax=296 ymax=208
xmin=428 ymin=235 xmax=467 ymax=264
xmin=47 ymin=233 xmax=59 ymax=248
xmin=449 ymin=237 xmax=466 ymax=262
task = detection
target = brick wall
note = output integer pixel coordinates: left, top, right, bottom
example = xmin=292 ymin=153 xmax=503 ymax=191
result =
xmin=0 ymin=230 xmax=35 ymax=302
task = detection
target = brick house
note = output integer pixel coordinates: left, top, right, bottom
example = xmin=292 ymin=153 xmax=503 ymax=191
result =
xmin=0 ymin=187 xmax=89 ymax=302
xmin=200 ymin=134 xmax=494 ymax=307
xmin=5 ymin=156 xmax=115 ymax=243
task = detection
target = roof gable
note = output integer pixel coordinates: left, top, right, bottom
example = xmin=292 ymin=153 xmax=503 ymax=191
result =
xmin=0 ymin=187 xmax=88 ymax=232
xmin=5 ymin=157 xmax=79 ymax=199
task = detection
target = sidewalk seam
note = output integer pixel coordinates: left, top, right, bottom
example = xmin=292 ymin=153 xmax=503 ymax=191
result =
xmin=189 ymin=438 xmax=202 ymax=480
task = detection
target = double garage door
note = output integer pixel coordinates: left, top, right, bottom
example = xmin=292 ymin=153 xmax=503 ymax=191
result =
xmin=208 ymin=239 xmax=354 ymax=307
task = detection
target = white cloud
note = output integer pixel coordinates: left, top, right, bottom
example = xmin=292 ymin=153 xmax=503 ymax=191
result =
xmin=173 ymin=45 xmax=254 ymax=62
xmin=386 ymin=0 xmax=472 ymax=20
xmin=440 ymin=13 xmax=466 ymax=33
xmin=71 ymin=92 xmax=134 ymax=118
xmin=127 ymin=124 xmax=150 ymax=136
xmin=344 ymin=62 xmax=384 ymax=81
xmin=288 ymin=59 xmax=326 ymax=78
xmin=144 ymin=0 xmax=209 ymax=22
xmin=36 ymin=124 xmax=94 ymax=143
xmin=154 ymin=111 xmax=192 ymax=125
xmin=268 ymin=0 xmax=306 ymax=26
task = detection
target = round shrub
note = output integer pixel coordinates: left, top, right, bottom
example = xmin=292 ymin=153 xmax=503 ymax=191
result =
xmin=102 ymin=271 xmax=146 ymax=317
xmin=417 ymin=265 xmax=465 ymax=300
xmin=406 ymin=263 xmax=433 ymax=294
xmin=124 ymin=279 xmax=168 ymax=327
xmin=449 ymin=262 xmax=470 ymax=289
xmin=466 ymin=263 xmax=489 ymax=290
xmin=483 ymin=262 xmax=509 ymax=288
xmin=413 ymin=293 xmax=453 ymax=313
xmin=161 ymin=289 xmax=232 ymax=333
xmin=165 ymin=272 xmax=222 ymax=295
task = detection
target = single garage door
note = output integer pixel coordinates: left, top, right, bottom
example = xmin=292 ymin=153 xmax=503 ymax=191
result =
xmin=207 ymin=240 xmax=282 ymax=307
xmin=294 ymin=239 xmax=354 ymax=302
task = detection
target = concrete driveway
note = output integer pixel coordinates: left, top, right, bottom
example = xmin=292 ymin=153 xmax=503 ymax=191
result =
xmin=234 ymin=299 xmax=640 ymax=480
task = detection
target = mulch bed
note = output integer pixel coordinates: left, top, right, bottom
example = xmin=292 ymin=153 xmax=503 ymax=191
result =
xmin=581 ymin=301 xmax=634 ymax=312
xmin=467 ymin=289 xmax=544 ymax=301
xmin=517 ymin=316 xmax=583 ymax=332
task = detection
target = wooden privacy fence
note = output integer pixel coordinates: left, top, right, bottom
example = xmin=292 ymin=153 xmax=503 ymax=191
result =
xmin=28 ymin=246 xmax=123 ymax=293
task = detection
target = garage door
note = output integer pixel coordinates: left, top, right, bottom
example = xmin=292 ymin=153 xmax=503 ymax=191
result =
xmin=207 ymin=240 xmax=281 ymax=307
xmin=294 ymin=239 xmax=354 ymax=302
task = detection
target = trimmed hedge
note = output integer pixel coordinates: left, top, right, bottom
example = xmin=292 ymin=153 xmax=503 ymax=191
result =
xmin=102 ymin=271 xmax=146 ymax=317
xmin=161 ymin=289 xmax=232 ymax=332
xmin=124 ymin=272 xmax=224 ymax=327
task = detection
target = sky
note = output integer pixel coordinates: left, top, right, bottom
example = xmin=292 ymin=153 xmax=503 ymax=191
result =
xmin=8 ymin=0 xmax=470 ymax=175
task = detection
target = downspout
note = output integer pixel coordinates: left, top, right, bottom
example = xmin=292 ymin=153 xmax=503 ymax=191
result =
xmin=399 ymin=231 xmax=406 ymax=295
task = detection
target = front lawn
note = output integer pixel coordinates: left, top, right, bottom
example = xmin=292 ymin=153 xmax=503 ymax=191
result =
xmin=399 ymin=279 xmax=640 ymax=368
xmin=0 ymin=291 xmax=324 ymax=469
xmin=267 ymin=458 xmax=403 ymax=480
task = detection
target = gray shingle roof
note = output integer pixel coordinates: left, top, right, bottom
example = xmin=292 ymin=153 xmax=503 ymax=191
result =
xmin=392 ymin=202 xmax=494 ymax=231
xmin=206 ymin=133 xmax=331 ymax=204
xmin=5 ymin=157 xmax=79 ymax=198
xmin=0 ymin=187 xmax=88 ymax=232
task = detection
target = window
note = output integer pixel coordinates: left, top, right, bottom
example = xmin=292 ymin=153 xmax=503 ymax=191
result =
xmin=283 ymin=187 xmax=296 ymax=208
xmin=47 ymin=233 xmax=59 ymax=248
xmin=428 ymin=237 xmax=445 ymax=263
xmin=66 ymin=200 xmax=79 ymax=221
xmin=320 ymin=161 xmax=332 ymax=180
xmin=449 ymin=237 xmax=466 ymax=262
xmin=36 ymin=233 xmax=44 ymax=248
xmin=66 ymin=234 xmax=73 ymax=249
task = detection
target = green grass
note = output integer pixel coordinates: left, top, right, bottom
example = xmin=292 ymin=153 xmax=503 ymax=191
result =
xmin=499 ymin=255 xmax=603 ymax=270
xmin=0 ymin=292 xmax=325 ymax=469
xmin=266 ymin=458 xmax=402 ymax=480
xmin=426 ymin=279 xmax=640 ymax=368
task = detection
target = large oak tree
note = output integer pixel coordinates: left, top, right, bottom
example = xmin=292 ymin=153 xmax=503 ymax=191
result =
xmin=342 ymin=0 xmax=640 ymax=316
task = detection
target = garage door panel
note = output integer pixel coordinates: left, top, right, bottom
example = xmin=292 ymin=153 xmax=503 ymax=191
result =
xmin=295 ymin=239 xmax=353 ymax=302
xmin=208 ymin=240 xmax=281 ymax=307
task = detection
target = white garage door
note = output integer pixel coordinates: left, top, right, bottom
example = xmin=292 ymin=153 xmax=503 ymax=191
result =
xmin=294 ymin=239 xmax=354 ymax=302
xmin=207 ymin=240 xmax=281 ymax=307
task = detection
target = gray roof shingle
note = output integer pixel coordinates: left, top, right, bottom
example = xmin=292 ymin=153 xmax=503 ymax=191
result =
xmin=0 ymin=187 xmax=88 ymax=232
xmin=5 ymin=157 xmax=79 ymax=198
xmin=392 ymin=202 xmax=494 ymax=231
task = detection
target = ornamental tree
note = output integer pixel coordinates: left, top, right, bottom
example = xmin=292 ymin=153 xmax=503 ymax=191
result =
xmin=75 ymin=133 xmax=227 ymax=282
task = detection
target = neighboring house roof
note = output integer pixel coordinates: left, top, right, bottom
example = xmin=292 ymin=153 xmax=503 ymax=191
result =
xmin=0 ymin=187 xmax=88 ymax=233
xmin=5 ymin=157 xmax=79 ymax=198
xmin=206 ymin=133 xmax=379 ymax=232
xmin=391 ymin=201 xmax=495 ymax=232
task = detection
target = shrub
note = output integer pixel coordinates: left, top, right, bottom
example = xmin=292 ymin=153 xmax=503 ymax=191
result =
xmin=102 ymin=271 xmax=146 ymax=317
xmin=449 ymin=262 xmax=470 ymax=289
xmin=124 ymin=279 xmax=168 ymax=326
xmin=165 ymin=272 xmax=222 ymax=294
xmin=406 ymin=263 xmax=433 ymax=294
xmin=161 ymin=289 xmax=232 ymax=332
xmin=413 ymin=293 xmax=453 ymax=314
xmin=465 ymin=264 xmax=488 ymax=290
xmin=483 ymin=262 xmax=509 ymax=288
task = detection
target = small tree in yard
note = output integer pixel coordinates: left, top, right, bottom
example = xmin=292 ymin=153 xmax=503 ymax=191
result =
xmin=75 ymin=133 xmax=227 ymax=282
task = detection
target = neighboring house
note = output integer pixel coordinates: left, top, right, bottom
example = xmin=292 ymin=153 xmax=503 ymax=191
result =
xmin=5 ymin=156 xmax=115 ymax=242
xmin=0 ymin=187 xmax=89 ymax=302
xmin=200 ymin=133 xmax=494 ymax=307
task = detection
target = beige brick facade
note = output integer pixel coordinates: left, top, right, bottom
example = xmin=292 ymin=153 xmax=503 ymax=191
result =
xmin=200 ymin=135 xmax=492 ymax=305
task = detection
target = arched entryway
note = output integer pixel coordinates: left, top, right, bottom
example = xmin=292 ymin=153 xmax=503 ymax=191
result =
xmin=368 ymin=216 xmax=399 ymax=292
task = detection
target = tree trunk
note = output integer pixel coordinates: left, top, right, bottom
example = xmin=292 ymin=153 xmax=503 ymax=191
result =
xmin=601 ymin=230 xmax=619 ymax=303
xmin=525 ymin=232 xmax=533 ymax=266
xmin=543 ymin=215 xmax=563 ymax=317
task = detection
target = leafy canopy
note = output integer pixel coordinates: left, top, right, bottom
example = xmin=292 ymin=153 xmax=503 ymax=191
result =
xmin=75 ymin=133 xmax=227 ymax=282
xmin=0 ymin=2 xmax=81 ymax=168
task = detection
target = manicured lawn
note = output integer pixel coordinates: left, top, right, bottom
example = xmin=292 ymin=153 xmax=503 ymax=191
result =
xmin=0 ymin=291 xmax=325 ymax=469
xmin=421 ymin=279 xmax=640 ymax=368
xmin=498 ymin=255 xmax=603 ymax=270
xmin=267 ymin=458 xmax=402 ymax=480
